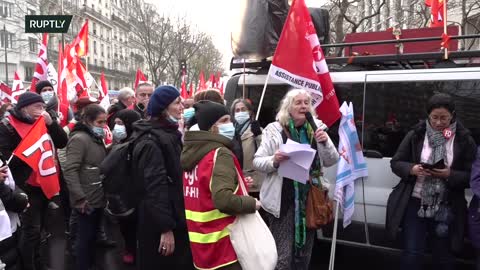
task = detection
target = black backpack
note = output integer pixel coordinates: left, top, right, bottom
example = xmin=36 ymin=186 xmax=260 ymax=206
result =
xmin=100 ymin=130 xmax=149 ymax=217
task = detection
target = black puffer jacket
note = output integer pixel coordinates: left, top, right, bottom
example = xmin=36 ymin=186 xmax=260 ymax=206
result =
xmin=389 ymin=120 xmax=477 ymax=253
xmin=0 ymin=109 xmax=68 ymax=187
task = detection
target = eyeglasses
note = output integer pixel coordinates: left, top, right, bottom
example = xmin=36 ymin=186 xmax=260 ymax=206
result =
xmin=429 ymin=115 xmax=452 ymax=123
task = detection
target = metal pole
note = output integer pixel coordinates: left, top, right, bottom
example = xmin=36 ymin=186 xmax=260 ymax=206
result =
xmin=61 ymin=0 xmax=65 ymax=51
xmin=4 ymin=24 xmax=8 ymax=86
xmin=443 ymin=0 xmax=448 ymax=60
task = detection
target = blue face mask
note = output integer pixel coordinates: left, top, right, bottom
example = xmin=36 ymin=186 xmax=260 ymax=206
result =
xmin=168 ymin=114 xmax=179 ymax=123
xmin=235 ymin=111 xmax=250 ymax=125
xmin=218 ymin=123 xmax=235 ymax=140
xmin=112 ymin=124 xmax=127 ymax=142
xmin=92 ymin=126 xmax=105 ymax=138
xmin=183 ymin=108 xmax=195 ymax=121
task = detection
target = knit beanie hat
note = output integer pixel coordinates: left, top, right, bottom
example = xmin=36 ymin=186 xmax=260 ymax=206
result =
xmin=147 ymin=85 xmax=180 ymax=116
xmin=193 ymin=101 xmax=229 ymax=131
xmin=116 ymin=109 xmax=141 ymax=135
xmin=16 ymin=92 xmax=45 ymax=110
xmin=35 ymin=80 xmax=54 ymax=94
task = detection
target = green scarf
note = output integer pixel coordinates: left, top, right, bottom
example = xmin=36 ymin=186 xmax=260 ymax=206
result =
xmin=287 ymin=119 xmax=322 ymax=251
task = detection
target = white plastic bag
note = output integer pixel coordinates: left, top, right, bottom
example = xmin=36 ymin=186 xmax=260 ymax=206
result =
xmin=228 ymin=168 xmax=277 ymax=270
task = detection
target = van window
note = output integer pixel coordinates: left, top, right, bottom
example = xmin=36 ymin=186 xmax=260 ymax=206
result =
xmin=363 ymin=80 xmax=480 ymax=157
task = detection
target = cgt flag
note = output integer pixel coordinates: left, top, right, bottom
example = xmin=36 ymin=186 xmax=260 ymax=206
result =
xmin=13 ymin=116 xmax=60 ymax=199
xmin=31 ymin=33 xmax=49 ymax=92
xmin=134 ymin=69 xmax=148 ymax=91
xmin=426 ymin=0 xmax=446 ymax=28
xmin=268 ymin=0 xmax=340 ymax=127
xmin=12 ymin=72 xmax=25 ymax=103
xmin=334 ymin=102 xmax=368 ymax=228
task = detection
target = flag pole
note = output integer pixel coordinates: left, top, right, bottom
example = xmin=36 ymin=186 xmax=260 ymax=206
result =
xmin=255 ymin=75 xmax=270 ymax=121
xmin=329 ymin=200 xmax=341 ymax=270
xmin=443 ymin=0 xmax=448 ymax=60
xmin=242 ymin=59 xmax=246 ymax=99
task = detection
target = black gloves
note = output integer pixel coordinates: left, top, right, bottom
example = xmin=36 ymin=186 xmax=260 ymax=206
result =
xmin=250 ymin=120 xmax=262 ymax=137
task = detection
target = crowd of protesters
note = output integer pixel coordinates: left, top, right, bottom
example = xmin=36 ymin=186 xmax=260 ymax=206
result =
xmin=1 ymin=81 xmax=480 ymax=270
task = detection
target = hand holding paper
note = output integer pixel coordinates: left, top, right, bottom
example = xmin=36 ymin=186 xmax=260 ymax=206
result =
xmin=277 ymin=139 xmax=317 ymax=184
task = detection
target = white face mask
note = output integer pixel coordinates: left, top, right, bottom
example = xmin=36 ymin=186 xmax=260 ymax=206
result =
xmin=41 ymin=91 xmax=54 ymax=103
xmin=235 ymin=111 xmax=250 ymax=125
xmin=112 ymin=124 xmax=127 ymax=142
xmin=218 ymin=122 xmax=235 ymax=140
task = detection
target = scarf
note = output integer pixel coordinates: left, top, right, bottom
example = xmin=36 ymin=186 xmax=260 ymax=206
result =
xmin=418 ymin=121 xmax=456 ymax=218
xmin=235 ymin=120 xmax=250 ymax=137
xmin=287 ymin=119 xmax=322 ymax=251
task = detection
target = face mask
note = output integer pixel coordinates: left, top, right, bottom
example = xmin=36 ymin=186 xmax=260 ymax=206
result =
xmin=168 ymin=114 xmax=179 ymax=123
xmin=41 ymin=91 xmax=54 ymax=103
xmin=92 ymin=126 xmax=105 ymax=138
xmin=218 ymin=122 xmax=235 ymax=140
xmin=112 ymin=124 xmax=127 ymax=142
xmin=183 ymin=108 xmax=195 ymax=121
xmin=235 ymin=111 xmax=250 ymax=125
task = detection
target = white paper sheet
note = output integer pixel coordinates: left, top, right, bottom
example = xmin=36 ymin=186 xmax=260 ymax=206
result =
xmin=278 ymin=140 xmax=317 ymax=184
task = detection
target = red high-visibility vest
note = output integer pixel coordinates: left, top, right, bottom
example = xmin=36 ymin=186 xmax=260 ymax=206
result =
xmin=183 ymin=148 xmax=246 ymax=270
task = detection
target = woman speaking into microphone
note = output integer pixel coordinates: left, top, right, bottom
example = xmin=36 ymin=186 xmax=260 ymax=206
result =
xmin=253 ymin=89 xmax=339 ymax=270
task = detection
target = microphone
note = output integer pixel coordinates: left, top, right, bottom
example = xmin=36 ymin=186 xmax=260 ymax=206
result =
xmin=305 ymin=112 xmax=327 ymax=145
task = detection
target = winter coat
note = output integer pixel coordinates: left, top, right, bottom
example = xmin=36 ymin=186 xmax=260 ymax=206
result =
xmin=389 ymin=121 xmax=476 ymax=253
xmin=0 ymin=109 xmax=68 ymax=188
xmin=64 ymin=122 xmax=107 ymax=209
xmin=236 ymin=125 xmax=263 ymax=192
xmin=181 ymin=130 xmax=257 ymax=215
xmin=131 ymin=119 xmax=192 ymax=269
xmin=0 ymin=230 xmax=20 ymax=270
xmin=253 ymin=120 xmax=339 ymax=218
xmin=107 ymin=101 xmax=127 ymax=130
xmin=468 ymin=147 xmax=480 ymax=248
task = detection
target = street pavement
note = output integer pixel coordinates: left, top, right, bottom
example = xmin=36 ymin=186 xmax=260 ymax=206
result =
xmin=40 ymin=206 xmax=475 ymax=270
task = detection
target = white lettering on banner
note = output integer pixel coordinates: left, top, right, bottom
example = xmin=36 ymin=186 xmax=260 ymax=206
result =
xmin=22 ymin=133 xmax=57 ymax=176
xmin=184 ymin=166 xmax=199 ymax=198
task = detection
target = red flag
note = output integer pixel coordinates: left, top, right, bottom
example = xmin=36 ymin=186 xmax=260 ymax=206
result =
xmin=11 ymin=72 xmax=25 ymax=103
xmin=31 ymin=33 xmax=49 ymax=92
xmin=134 ymin=69 xmax=148 ymax=91
xmin=73 ymin=59 xmax=89 ymax=98
xmin=197 ymin=71 xmax=207 ymax=92
xmin=72 ymin=20 xmax=89 ymax=57
xmin=13 ymin=116 xmax=60 ymax=199
xmin=57 ymin=43 xmax=69 ymax=110
xmin=0 ymin=81 xmax=13 ymax=104
xmin=180 ymin=71 xmax=188 ymax=99
xmin=426 ymin=0 xmax=446 ymax=28
xmin=188 ymin=83 xmax=194 ymax=98
xmin=99 ymin=72 xmax=108 ymax=100
xmin=207 ymin=74 xmax=215 ymax=88
xmin=268 ymin=0 xmax=340 ymax=127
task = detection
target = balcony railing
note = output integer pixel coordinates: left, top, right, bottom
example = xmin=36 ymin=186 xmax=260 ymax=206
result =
xmin=82 ymin=6 xmax=110 ymax=24
xmin=112 ymin=14 xmax=131 ymax=31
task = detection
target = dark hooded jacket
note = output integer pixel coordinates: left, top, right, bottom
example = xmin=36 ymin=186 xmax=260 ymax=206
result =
xmin=131 ymin=118 xmax=193 ymax=269
xmin=0 ymin=108 xmax=68 ymax=187
xmin=389 ymin=120 xmax=476 ymax=253
xmin=107 ymin=101 xmax=127 ymax=130
xmin=63 ymin=122 xmax=107 ymax=208
xmin=181 ymin=131 xmax=256 ymax=215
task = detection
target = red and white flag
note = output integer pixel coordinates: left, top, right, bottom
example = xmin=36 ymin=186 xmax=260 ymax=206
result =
xmin=72 ymin=20 xmax=89 ymax=57
xmin=0 ymin=81 xmax=14 ymax=104
xmin=11 ymin=72 xmax=25 ymax=103
xmin=99 ymin=72 xmax=110 ymax=110
xmin=180 ymin=71 xmax=188 ymax=99
xmin=268 ymin=0 xmax=340 ymax=127
xmin=188 ymin=83 xmax=194 ymax=98
xmin=13 ymin=116 xmax=60 ymax=199
xmin=426 ymin=0 xmax=446 ymax=28
xmin=134 ymin=69 xmax=148 ymax=91
xmin=31 ymin=33 xmax=49 ymax=92
xmin=57 ymin=43 xmax=70 ymax=109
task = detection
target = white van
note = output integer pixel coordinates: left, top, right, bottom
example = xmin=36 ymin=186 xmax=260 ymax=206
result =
xmin=224 ymin=65 xmax=480 ymax=263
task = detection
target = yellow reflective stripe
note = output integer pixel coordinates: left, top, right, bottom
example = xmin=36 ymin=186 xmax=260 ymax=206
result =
xmin=185 ymin=209 xmax=230 ymax=223
xmin=189 ymin=228 xmax=230 ymax=244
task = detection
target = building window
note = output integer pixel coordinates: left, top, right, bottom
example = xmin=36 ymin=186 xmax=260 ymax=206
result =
xmin=28 ymin=37 xmax=38 ymax=52
xmin=0 ymin=31 xmax=13 ymax=49
xmin=0 ymin=1 xmax=13 ymax=18
xmin=94 ymin=59 xmax=97 ymax=66
xmin=25 ymin=66 xmax=34 ymax=81
xmin=93 ymin=23 xmax=97 ymax=35
xmin=94 ymin=41 xmax=97 ymax=53
xmin=101 ymin=60 xmax=104 ymax=67
xmin=101 ymin=44 xmax=104 ymax=57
